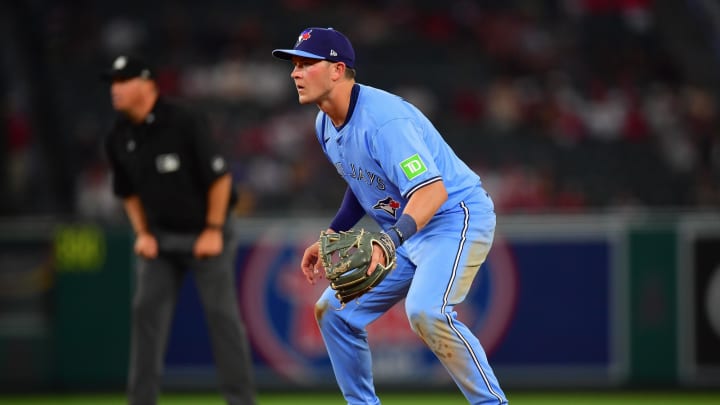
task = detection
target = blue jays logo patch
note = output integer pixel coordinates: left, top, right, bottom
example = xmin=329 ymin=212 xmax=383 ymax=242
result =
xmin=373 ymin=196 xmax=401 ymax=217
xmin=295 ymin=29 xmax=312 ymax=47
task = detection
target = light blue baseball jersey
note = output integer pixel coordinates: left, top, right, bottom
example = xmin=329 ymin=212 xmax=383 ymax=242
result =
xmin=315 ymin=83 xmax=493 ymax=230
xmin=313 ymin=83 xmax=506 ymax=404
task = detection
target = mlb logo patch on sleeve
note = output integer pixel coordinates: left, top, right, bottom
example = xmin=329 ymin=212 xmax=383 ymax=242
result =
xmin=400 ymin=154 xmax=427 ymax=180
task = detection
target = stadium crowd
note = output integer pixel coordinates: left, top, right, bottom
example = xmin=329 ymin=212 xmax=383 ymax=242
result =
xmin=2 ymin=0 xmax=719 ymax=221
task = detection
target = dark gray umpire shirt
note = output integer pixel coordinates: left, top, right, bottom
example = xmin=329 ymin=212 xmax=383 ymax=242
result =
xmin=105 ymin=97 xmax=237 ymax=235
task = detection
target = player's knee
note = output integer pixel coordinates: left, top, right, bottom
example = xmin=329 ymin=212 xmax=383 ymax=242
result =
xmin=405 ymin=300 xmax=442 ymax=334
xmin=314 ymin=297 xmax=366 ymax=335
xmin=314 ymin=297 xmax=333 ymax=326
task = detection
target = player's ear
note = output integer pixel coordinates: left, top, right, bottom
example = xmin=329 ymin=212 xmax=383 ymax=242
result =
xmin=332 ymin=62 xmax=345 ymax=80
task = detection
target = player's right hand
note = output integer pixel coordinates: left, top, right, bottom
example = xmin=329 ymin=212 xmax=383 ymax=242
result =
xmin=135 ymin=232 xmax=158 ymax=259
xmin=301 ymin=241 xmax=324 ymax=285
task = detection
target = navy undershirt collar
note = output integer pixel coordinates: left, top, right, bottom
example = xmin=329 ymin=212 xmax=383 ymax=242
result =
xmin=334 ymin=83 xmax=360 ymax=132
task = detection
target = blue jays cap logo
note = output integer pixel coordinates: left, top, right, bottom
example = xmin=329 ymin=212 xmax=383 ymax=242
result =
xmin=295 ymin=29 xmax=312 ymax=48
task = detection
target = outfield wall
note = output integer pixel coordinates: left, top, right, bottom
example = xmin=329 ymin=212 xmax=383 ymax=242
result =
xmin=0 ymin=213 xmax=718 ymax=391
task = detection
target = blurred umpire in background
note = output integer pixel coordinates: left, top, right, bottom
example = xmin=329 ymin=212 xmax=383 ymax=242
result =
xmin=102 ymin=55 xmax=256 ymax=405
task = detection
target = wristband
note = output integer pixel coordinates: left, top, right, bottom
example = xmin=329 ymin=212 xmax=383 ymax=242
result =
xmin=387 ymin=214 xmax=417 ymax=247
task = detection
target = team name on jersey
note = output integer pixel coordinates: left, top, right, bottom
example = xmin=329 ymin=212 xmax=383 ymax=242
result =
xmin=335 ymin=162 xmax=386 ymax=191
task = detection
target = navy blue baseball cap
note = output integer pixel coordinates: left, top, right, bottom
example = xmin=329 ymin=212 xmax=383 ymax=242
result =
xmin=272 ymin=27 xmax=355 ymax=68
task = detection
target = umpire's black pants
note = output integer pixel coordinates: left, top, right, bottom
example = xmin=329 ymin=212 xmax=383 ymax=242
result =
xmin=127 ymin=229 xmax=255 ymax=405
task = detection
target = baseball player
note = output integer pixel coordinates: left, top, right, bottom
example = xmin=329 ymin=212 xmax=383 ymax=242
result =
xmin=273 ymin=28 xmax=508 ymax=404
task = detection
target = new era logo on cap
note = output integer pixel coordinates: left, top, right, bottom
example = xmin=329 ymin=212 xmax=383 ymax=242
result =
xmin=272 ymin=27 xmax=356 ymax=68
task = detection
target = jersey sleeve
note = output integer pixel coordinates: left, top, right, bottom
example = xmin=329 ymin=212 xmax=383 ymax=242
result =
xmin=370 ymin=118 xmax=442 ymax=199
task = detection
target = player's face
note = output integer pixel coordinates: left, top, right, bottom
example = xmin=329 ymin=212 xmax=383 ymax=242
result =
xmin=110 ymin=78 xmax=152 ymax=112
xmin=290 ymin=56 xmax=335 ymax=105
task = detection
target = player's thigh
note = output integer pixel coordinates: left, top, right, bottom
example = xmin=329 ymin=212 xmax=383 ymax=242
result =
xmin=407 ymin=215 xmax=494 ymax=308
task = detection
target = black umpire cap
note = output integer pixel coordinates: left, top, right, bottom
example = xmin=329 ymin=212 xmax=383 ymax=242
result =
xmin=101 ymin=55 xmax=155 ymax=82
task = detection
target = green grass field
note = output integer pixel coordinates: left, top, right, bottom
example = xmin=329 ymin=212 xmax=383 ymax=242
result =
xmin=0 ymin=390 xmax=719 ymax=404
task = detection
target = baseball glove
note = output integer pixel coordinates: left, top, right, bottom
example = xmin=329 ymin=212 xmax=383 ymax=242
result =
xmin=319 ymin=229 xmax=397 ymax=306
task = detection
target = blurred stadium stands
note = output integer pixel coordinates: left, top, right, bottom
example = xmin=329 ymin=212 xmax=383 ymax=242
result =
xmin=1 ymin=0 xmax=719 ymax=221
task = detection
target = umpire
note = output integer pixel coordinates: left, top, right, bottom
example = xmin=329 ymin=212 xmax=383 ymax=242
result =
xmin=102 ymin=55 xmax=256 ymax=405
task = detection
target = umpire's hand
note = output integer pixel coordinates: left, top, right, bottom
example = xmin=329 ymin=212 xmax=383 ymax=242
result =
xmin=135 ymin=232 xmax=158 ymax=259
xmin=193 ymin=228 xmax=223 ymax=259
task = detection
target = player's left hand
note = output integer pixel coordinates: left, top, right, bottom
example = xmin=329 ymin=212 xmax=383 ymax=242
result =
xmin=194 ymin=228 xmax=223 ymax=259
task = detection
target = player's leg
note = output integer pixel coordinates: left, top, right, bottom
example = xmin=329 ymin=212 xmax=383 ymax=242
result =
xmin=127 ymin=256 xmax=183 ymax=405
xmin=404 ymin=204 xmax=507 ymax=405
xmin=193 ymin=245 xmax=256 ymax=405
xmin=315 ymin=252 xmax=414 ymax=405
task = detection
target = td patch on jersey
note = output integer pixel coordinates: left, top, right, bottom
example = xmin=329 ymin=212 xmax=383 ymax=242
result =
xmin=399 ymin=154 xmax=427 ymax=180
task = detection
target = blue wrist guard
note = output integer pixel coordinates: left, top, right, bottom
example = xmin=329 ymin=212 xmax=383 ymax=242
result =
xmin=387 ymin=214 xmax=417 ymax=247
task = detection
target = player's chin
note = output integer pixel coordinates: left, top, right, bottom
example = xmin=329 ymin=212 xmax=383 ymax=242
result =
xmin=297 ymin=95 xmax=313 ymax=105
xmin=296 ymin=92 xmax=315 ymax=105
